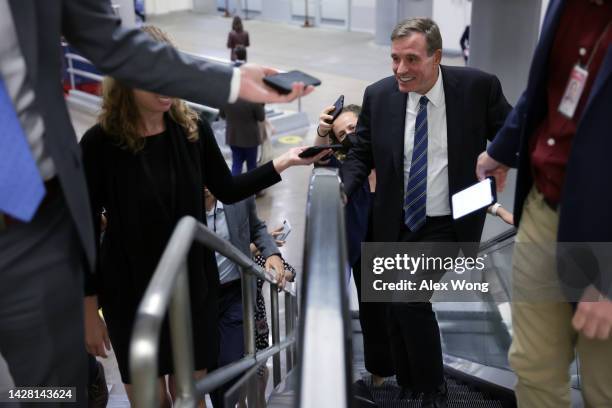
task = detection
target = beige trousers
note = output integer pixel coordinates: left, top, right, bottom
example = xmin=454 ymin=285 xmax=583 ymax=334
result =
xmin=509 ymin=187 xmax=612 ymax=408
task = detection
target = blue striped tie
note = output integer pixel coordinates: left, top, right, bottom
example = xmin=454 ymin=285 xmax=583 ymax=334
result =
xmin=0 ymin=78 xmax=45 ymax=222
xmin=404 ymin=95 xmax=429 ymax=231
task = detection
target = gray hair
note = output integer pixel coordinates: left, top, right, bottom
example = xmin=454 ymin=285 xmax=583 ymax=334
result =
xmin=390 ymin=18 xmax=442 ymax=56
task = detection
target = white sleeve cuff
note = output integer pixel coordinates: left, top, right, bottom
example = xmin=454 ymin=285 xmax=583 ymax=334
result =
xmin=228 ymin=67 xmax=241 ymax=103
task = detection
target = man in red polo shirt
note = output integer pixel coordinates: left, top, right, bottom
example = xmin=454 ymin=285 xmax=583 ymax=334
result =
xmin=477 ymin=0 xmax=612 ymax=406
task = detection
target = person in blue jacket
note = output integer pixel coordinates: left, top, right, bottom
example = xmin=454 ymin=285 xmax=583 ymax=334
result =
xmin=477 ymin=0 xmax=612 ymax=406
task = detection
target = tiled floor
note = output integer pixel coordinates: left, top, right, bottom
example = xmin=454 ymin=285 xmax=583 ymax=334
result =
xmin=66 ymin=9 xmax=466 ymax=407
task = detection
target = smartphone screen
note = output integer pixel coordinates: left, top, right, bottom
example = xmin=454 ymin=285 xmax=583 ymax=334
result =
xmin=277 ymin=220 xmax=291 ymax=241
xmin=451 ymin=177 xmax=496 ymax=220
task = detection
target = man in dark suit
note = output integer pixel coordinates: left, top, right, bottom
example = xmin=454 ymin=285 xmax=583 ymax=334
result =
xmin=341 ymin=18 xmax=511 ymax=407
xmin=477 ymin=0 xmax=612 ymax=405
xmin=0 ymin=0 xmax=313 ymax=403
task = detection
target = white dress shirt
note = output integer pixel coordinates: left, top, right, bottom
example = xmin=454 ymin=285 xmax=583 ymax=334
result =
xmin=403 ymin=66 xmax=450 ymax=216
xmin=0 ymin=0 xmax=55 ymax=180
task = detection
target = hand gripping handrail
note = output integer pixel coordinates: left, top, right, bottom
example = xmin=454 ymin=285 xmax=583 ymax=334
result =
xmin=129 ymin=216 xmax=296 ymax=407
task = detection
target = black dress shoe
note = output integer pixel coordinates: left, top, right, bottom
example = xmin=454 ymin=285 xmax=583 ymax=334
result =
xmin=421 ymin=381 xmax=448 ymax=408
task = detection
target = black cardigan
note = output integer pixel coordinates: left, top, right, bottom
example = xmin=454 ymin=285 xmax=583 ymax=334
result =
xmin=80 ymin=116 xmax=281 ymax=315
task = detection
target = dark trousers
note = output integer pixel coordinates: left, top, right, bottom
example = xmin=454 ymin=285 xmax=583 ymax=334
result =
xmin=0 ymin=192 xmax=87 ymax=406
xmin=211 ymin=280 xmax=244 ymax=408
xmin=218 ymin=281 xmax=245 ymax=367
xmin=353 ymin=258 xmax=395 ymax=378
xmin=389 ymin=215 xmax=457 ymax=392
xmin=230 ymin=146 xmax=258 ymax=176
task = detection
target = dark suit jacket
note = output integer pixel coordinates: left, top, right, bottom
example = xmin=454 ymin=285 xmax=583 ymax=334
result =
xmin=9 ymin=0 xmax=235 ymax=271
xmin=220 ymin=196 xmax=280 ymax=301
xmin=342 ymin=66 xmax=511 ymax=251
xmin=220 ymin=101 xmax=265 ymax=148
xmin=487 ymin=0 xmax=612 ymax=298
xmin=222 ymin=196 xmax=279 ymax=262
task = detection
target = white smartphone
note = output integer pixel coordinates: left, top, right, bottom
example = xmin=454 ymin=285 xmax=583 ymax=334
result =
xmin=451 ymin=177 xmax=497 ymax=220
xmin=276 ymin=220 xmax=292 ymax=241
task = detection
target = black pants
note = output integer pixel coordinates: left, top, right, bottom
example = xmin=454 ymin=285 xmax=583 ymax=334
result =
xmin=211 ymin=281 xmax=244 ymax=408
xmin=389 ymin=215 xmax=457 ymax=392
xmin=353 ymin=258 xmax=395 ymax=378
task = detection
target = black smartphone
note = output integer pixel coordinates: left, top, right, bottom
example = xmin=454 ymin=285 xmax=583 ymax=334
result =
xmin=298 ymin=144 xmax=343 ymax=158
xmin=451 ymin=177 xmax=497 ymax=219
xmin=263 ymin=70 xmax=322 ymax=95
xmin=327 ymin=95 xmax=345 ymax=124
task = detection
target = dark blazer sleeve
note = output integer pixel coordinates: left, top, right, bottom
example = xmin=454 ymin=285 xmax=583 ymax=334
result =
xmin=199 ymin=121 xmax=281 ymax=203
xmin=487 ymin=91 xmax=527 ymax=168
xmin=246 ymin=197 xmax=280 ymax=260
xmin=61 ymin=0 xmax=234 ymax=108
xmin=486 ymin=74 xmax=513 ymax=142
xmin=79 ymin=126 xmax=107 ymax=296
xmin=254 ymin=104 xmax=265 ymax=122
xmin=340 ymin=87 xmax=375 ymax=196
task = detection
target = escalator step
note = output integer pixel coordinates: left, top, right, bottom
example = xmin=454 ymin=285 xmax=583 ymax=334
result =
xmin=360 ymin=375 xmax=505 ymax=408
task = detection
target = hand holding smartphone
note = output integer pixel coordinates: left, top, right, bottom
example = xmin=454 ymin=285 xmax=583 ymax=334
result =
xmin=263 ymin=70 xmax=322 ymax=95
xmin=276 ymin=220 xmax=292 ymax=241
xmin=451 ymin=177 xmax=497 ymax=219
xmin=327 ymin=95 xmax=345 ymax=124
xmin=298 ymin=144 xmax=343 ymax=158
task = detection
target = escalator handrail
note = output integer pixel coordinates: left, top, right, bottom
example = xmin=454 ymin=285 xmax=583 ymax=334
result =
xmin=296 ymin=167 xmax=352 ymax=408
xmin=478 ymin=228 xmax=517 ymax=253
xmin=129 ymin=216 xmax=295 ymax=408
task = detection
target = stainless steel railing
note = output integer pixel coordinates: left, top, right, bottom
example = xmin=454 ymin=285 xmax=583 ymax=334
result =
xmin=296 ymin=167 xmax=352 ymax=408
xmin=129 ymin=168 xmax=350 ymax=407
xmin=129 ymin=216 xmax=297 ymax=407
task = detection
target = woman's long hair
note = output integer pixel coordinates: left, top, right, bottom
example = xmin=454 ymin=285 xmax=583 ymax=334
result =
xmin=98 ymin=25 xmax=199 ymax=153
xmin=232 ymin=16 xmax=243 ymax=33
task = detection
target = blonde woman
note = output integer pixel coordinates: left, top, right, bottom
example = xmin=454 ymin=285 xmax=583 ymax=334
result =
xmin=80 ymin=26 xmax=327 ymax=407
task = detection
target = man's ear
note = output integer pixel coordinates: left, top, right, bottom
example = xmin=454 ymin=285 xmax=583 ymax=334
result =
xmin=433 ymin=49 xmax=442 ymax=66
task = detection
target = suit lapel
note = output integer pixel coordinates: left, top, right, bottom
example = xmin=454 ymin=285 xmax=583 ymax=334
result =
xmin=390 ymin=87 xmax=408 ymax=179
xmin=8 ymin=0 xmax=38 ymax=87
xmin=222 ymin=203 xmax=238 ymax=243
xmin=441 ymin=66 xmax=463 ymax=196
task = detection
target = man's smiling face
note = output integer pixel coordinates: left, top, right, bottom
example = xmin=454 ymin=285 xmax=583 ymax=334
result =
xmin=391 ymin=32 xmax=441 ymax=95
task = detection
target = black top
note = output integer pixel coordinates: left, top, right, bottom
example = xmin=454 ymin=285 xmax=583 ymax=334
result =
xmin=80 ymin=115 xmax=281 ymax=381
xmin=141 ymin=133 xmax=172 ymax=210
